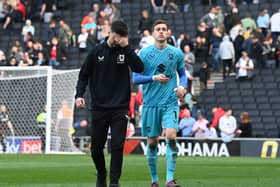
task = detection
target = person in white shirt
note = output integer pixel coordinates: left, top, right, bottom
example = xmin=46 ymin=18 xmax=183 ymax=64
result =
xmin=77 ymin=27 xmax=89 ymax=53
xmin=270 ymin=9 xmax=280 ymax=43
xmin=219 ymin=109 xmax=237 ymax=143
xmin=218 ymin=35 xmax=235 ymax=79
xmin=22 ymin=19 xmax=35 ymax=43
xmin=236 ymin=51 xmax=254 ymax=80
xmin=139 ymin=29 xmax=154 ymax=49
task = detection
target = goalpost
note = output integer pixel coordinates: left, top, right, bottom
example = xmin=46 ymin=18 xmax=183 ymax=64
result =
xmin=0 ymin=66 xmax=81 ymax=154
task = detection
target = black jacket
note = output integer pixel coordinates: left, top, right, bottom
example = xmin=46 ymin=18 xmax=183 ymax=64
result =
xmin=75 ymin=40 xmax=144 ymax=110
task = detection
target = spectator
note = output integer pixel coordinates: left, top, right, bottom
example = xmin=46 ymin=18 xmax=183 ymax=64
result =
xmin=236 ymin=50 xmax=254 ymax=80
xmin=194 ymin=36 xmax=209 ymax=65
xmin=167 ymin=28 xmax=177 ymax=46
xmin=250 ymin=35 xmax=264 ymax=69
xmin=9 ymin=46 xmax=23 ymax=63
xmin=36 ymin=51 xmax=47 ymax=66
xmin=179 ymin=33 xmax=194 ymax=52
xmin=166 ymin=0 xmax=179 ymax=13
xmin=183 ymin=44 xmax=195 ymax=92
xmin=210 ymin=27 xmax=223 ymax=72
xmin=91 ymin=3 xmax=101 ymax=20
xmin=262 ymin=37 xmax=276 ymax=68
xmin=14 ymin=0 xmax=26 ymax=22
xmin=97 ymin=10 xmax=110 ymax=26
xmin=216 ymin=6 xmax=224 ymax=26
xmin=0 ymin=50 xmax=7 ymax=66
xmin=256 ymin=8 xmax=270 ymax=37
xmin=96 ymin=19 xmax=110 ymax=43
xmin=219 ymin=109 xmax=237 ymax=143
xmin=211 ymin=106 xmax=226 ymax=129
xmin=270 ymin=9 xmax=280 ymax=43
xmin=200 ymin=6 xmax=218 ymax=31
xmin=0 ymin=1 xmax=8 ymax=22
xmin=138 ymin=9 xmax=153 ymax=34
xmin=48 ymin=37 xmax=60 ymax=66
xmin=224 ymin=7 xmax=240 ymax=33
xmin=198 ymin=62 xmax=210 ymax=92
xmin=274 ymin=35 xmax=280 ymax=68
xmin=8 ymin=57 xmax=17 ymax=66
xmin=2 ymin=4 xmax=14 ymax=30
xmin=110 ymin=3 xmax=121 ymax=22
xmin=40 ymin=0 xmax=56 ymax=23
xmin=22 ymin=51 xmax=34 ymax=66
xmin=204 ymin=122 xmax=218 ymax=139
xmin=139 ymin=29 xmax=154 ymax=49
xmin=87 ymin=28 xmax=97 ymax=51
xmin=103 ymin=3 xmax=113 ymax=21
xmin=178 ymin=108 xmax=195 ymax=137
xmin=218 ymin=35 xmax=235 ymax=79
xmin=59 ymin=19 xmax=71 ymax=48
xmin=67 ymin=30 xmax=77 ymax=48
xmin=236 ymin=112 xmax=252 ymax=137
xmin=21 ymin=19 xmax=35 ymax=43
xmin=81 ymin=12 xmax=97 ymax=31
xmin=183 ymin=89 xmax=193 ymax=111
xmin=0 ymin=104 xmax=15 ymax=153
xmin=233 ymin=29 xmax=245 ymax=64
xmin=192 ymin=111 xmax=209 ymax=138
xmin=150 ymin=0 xmax=166 ymax=14
xmin=77 ymin=27 xmax=89 ymax=53
xmin=241 ymin=13 xmax=256 ymax=33
xmin=45 ymin=19 xmax=59 ymax=46
xmin=55 ymin=100 xmax=75 ymax=152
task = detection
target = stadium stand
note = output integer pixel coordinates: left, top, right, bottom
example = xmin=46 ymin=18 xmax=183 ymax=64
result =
xmin=1 ymin=0 xmax=280 ymax=139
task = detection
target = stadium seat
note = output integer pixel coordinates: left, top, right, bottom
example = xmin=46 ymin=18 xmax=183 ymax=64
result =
xmin=242 ymin=96 xmax=255 ymax=104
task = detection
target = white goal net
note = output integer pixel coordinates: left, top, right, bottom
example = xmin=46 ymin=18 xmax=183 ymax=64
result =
xmin=0 ymin=66 xmax=81 ymax=154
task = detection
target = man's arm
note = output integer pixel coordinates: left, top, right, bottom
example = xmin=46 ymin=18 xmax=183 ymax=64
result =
xmin=133 ymin=73 xmax=170 ymax=84
xmin=174 ymin=67 xmax=187 ymax=98
xmin=7 ymin=121 xmax=15 ymax=136
xmin=126 ymin=47 xmax=144 ymax=73
xmin=75 ymin=50 xmax=95 ymax=109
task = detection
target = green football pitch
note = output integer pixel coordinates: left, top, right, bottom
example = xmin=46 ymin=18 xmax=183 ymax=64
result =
xmin=0 ymin=154 xmax=279 ymax=187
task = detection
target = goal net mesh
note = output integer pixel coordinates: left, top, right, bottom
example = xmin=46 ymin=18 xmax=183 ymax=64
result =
xmin=0 ymin=67 xmax=80 ymax=154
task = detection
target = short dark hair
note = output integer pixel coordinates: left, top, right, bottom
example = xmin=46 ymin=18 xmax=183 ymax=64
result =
xmin=152 ymin=19 xmax=168 ymax=31
xmin=111 ymin=20 xmax=128 ymax=36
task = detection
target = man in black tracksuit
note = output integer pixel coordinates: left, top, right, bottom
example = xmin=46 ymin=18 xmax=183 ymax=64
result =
xmin=75 ymin=20 xmax=144 ymax=187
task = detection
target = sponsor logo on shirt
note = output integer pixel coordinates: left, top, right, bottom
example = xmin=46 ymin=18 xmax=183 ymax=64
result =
xmin=168 ymin=53 xmax=174 ymax=60
xmin=97 ymin=56 xmax=105 ymax=62
xmin=117 ymin=54 xmax=125 ymax=64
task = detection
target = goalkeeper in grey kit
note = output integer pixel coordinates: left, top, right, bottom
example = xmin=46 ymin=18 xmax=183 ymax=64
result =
xmin=75 ymin=20 xmax=144 ymax=187
xmin=0 ymin=104 xmax=15 ymax=153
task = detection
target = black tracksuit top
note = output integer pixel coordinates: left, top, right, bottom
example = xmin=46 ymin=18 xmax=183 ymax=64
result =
xmin=75 ymin=40 xmax=144 ymax=110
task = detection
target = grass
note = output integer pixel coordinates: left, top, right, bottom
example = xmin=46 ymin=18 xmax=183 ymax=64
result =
xmin=0 ymin=154 xmax=279 ymax=187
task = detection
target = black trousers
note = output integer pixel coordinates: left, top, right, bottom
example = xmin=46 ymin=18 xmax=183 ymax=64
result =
xmin=222 ymin=59 xmax=233 ymax=79
xmin=91 ymin=108 xmax=128 ymax=185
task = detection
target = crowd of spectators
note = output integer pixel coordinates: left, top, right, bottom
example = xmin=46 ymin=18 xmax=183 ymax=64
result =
xmin=129 ymin=0 xmax=280 ymax=139
xmin=0 ymin=0 xmax=279 ymax=139
xmin=0 ymin=0 xmax=121 ymax=67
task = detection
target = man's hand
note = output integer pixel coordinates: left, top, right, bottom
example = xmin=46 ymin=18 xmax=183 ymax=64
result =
xmin=152 ymin=74 xmax=169 ymax=83
xmin=75 ymin=97 xmax=85 ymax=108
xmin=175 ymin=86 xmax=186 ymax=98
xmin=119 ymin=37 xmax=129 ymax=47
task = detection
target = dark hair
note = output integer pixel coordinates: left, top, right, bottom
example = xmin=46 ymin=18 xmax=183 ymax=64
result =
xmin=111 ymin=20 xmax=128 ymax=36
xmin=152 ymin=19 xmax=168 ymax=31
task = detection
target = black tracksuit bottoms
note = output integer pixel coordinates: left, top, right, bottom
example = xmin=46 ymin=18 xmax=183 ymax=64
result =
xmin=91 ymin=108 xmax=128 ymax=185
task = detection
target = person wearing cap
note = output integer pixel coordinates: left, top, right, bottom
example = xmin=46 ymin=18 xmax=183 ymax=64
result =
xmin=75 ymin=20 xmax=144 ymax=187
